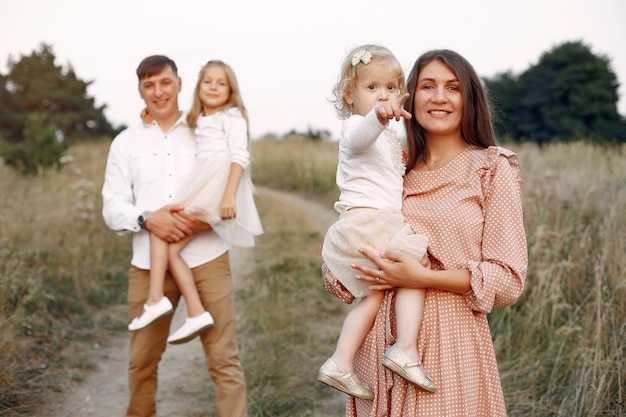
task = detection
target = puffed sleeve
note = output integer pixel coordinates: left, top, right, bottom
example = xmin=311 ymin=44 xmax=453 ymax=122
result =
xmin=463 ymin=147 xmax=527 ymax=312
xmin=322 ymin=262 xmax=356 ymax=305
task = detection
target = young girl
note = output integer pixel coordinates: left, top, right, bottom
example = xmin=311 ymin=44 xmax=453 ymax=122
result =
xmin=318 ymin=45 xmax=435 ymax=399
xmin=129 ymin=60 xmax=263 ymax=344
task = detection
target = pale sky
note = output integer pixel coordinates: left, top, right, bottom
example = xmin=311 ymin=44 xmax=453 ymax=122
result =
xmin=1 ymin=0 xmax=625 ymax=140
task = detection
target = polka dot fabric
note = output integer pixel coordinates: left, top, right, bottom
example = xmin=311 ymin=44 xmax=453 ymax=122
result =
xmin=325 ymin=146 xmax=528 ymax=416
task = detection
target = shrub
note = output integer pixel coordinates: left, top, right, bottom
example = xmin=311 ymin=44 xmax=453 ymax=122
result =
xmin=0 ymin=112 xmax=67 ymax=175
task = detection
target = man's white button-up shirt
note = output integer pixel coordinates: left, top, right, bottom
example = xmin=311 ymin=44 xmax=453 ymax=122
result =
xmin=102 ymin=114 xmax=228 ymax=269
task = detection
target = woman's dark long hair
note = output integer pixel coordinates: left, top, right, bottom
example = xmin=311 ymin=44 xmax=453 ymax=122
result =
xmin=404 ymin=50 xmax=496 ymax=171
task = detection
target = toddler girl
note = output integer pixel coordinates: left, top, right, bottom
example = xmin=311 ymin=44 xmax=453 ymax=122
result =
xmin=318 ymin=45 xmax=435 ymax=399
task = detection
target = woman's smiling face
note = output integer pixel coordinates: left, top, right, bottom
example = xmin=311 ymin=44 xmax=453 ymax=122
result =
xmin=414 ymin=60 xmax=463 ymax=138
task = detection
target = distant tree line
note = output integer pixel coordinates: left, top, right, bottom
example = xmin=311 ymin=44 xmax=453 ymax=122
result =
xmin=484 ymin=40 xmax=625 ymax=144
xmin=0 ymin=41 xmax=624 ymax=175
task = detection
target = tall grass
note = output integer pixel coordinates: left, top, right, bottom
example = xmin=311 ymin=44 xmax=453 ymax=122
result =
xmin=0 ymin=138 xmax=624 ymax=416
xmin=0 ymin=142 xmax=129 ymax=413
xmin=495 ymin=142 xmax=626 ymax=416
xmin=250 ymin=137 xmax=339 ymax=207
xmin=238 ymin=193 xmax=346 ymax=416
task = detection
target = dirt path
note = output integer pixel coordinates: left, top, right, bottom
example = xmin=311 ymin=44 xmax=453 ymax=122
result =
xmin=36 ymin=187 xmax=338 ymax=417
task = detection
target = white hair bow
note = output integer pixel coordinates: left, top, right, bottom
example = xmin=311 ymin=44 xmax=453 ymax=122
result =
xmin=351 ymin=50 xmax=372 ymax=66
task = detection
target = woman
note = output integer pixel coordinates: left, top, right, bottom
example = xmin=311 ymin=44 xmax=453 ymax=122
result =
xmin=323 ymin=49 xmax=528 ymax=416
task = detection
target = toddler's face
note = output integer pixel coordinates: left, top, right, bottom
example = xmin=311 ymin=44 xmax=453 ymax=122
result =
xmin=346 ymin=59 xmax=401 ymax=117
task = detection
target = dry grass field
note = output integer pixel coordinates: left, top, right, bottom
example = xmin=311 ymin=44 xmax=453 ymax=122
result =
xmin=0 ymin=138 xmax=624 ymax=416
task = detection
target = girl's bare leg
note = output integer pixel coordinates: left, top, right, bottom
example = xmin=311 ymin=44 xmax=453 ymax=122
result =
xmin=330 ymin=290 xmax=384 ymax=376
xmin=127 ymin=233 xmax=174 ymax=331
xmin=168 ymin=236 xmax=206 ymax=318
xmin=146 ymin=232 xmax=169 ymax=305
xmin=394 ymin=287 xmax=426 ymax=361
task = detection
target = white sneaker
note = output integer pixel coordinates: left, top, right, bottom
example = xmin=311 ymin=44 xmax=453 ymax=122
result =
xmin=167 ymin=311 xmax=214 ymax=344
xmin=128 ymin=297 xmax=173 ymax=331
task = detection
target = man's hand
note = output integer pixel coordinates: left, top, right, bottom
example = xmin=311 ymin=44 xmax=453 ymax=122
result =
xmin=173 ymin=209 xmax=213 ymax=234
xmin=145 ymin=205 xmax=211 ymax=243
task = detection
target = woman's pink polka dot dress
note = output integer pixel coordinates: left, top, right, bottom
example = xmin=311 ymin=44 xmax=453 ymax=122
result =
xmin=324 ymin=146 xmax=528 ymax=416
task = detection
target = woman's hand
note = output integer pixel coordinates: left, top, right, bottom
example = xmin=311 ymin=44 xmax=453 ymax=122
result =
xmin=353 ymin=248 xmax=431 ymax=291
xmin=355 ymin=248 xmax=473 ymax=294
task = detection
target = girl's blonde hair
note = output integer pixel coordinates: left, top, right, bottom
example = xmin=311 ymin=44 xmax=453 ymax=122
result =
xmin=187 ymin=60 xmax=249 ymax=132
xmin=330 ymin=44 xmax=406 ymax=119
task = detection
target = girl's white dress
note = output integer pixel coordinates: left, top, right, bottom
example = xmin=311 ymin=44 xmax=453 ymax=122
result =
xmin=322 ymin=111 xmax=428 ymax=298
xmin=174 ymin=108 xmax=263 ymax=247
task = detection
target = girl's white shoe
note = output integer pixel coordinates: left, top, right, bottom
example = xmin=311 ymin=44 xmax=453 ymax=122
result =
xmin=167 ymin=311 xmax=214 ymax=344
xmin=128 ymin=297 xmax=173 ymax=331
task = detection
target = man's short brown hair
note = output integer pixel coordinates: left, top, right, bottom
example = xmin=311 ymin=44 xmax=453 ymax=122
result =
xmin=136 ymin=55 xmax=178 ymax=81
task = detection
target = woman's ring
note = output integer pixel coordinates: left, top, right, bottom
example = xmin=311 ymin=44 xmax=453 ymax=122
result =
xmin=376 ymin=269 xmax=381 ymax=280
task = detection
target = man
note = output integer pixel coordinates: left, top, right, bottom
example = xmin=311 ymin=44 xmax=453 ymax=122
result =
xmin=102 ymin=55 xmax=248 ymax=417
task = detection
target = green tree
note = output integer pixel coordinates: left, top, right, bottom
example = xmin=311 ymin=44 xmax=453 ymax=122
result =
xmin=485 ymin=40 xmax=625 ymax=144
xmin=0 ymin=73 xmax=22 ymax=143
xmin=486 ymin=70 xmax=518 ymax=141
xmin=0 ymin=43 xmax=116 ymax=145
xmin=0 ymin=112 xmax=67 ymax=175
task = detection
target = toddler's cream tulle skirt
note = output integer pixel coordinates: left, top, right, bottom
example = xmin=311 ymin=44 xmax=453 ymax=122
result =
xmin=321 ymin=207 xmax=428 ymax=298
xmin=174 ymin=154 xmax=263 ymax=247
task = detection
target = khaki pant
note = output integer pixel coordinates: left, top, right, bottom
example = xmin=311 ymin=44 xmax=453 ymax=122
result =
xmin=126 ymin=252 xmax=247 ymax=417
